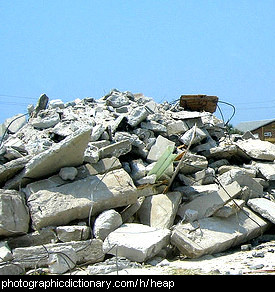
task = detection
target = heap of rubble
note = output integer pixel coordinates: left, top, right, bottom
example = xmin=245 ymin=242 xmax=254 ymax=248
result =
xmin=0 ymin=89 xmax=275 ymax=274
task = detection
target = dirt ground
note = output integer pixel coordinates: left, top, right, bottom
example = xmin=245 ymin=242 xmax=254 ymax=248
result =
xmin=68 ymin=232 xmax=275 ymax=275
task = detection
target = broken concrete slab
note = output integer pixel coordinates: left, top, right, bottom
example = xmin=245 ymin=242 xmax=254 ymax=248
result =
xmin=23 ymin=168 xmax=138 ymax=217
xmin=171 ymin=207 xmax=269 ymax=258
xmin=7 ymin=227 xmax=57 ymax=249
xmin=0 ymin=155 xmax=31 ymax=187
xmin=103 ymin=223 xmax=171 ymax=262
xmin=93 ymin=209 xmax=122 ymax=240
xmin=147 ymin=135 xmax=175 ymax=162
xmin=253 ymin=162 xmax=275 ymax=181
xmin=177 ymin=181 xmax=242 ymax=220
xmin=236 ymin=139 xmax=275 ymax=161
xmin=247 ymin=198 xmax=275 ymax=224
xmin=0 ymin=189 xmax=29 ymax=237
xmin=77 ymin=157 xmax=122 ymax=177
xmin=31 ymin=111 xmax=60 ymax=129
xmin=127 ymin=106 xmax=150 ymax=127
xmin=179 ymin=153 xmax=208 ymax=175
xmin=179 ymin=126 xmax=207 ymax=146
xmin=213 ymin=199 xmax=245 ymax=218
xmin=48 ymin=245 xmax=77 ymax=274
xmin=5 ymin=128 xmax=91 ymax=189
xmin=51 ymin=168 xmax=138 ymax=215
xmin=202 ymin=143 xmax=251 ymax=162
xmin=12 ymin=239 xmax=104 ymax=269
xmin=56 ymin=225 xmax=90 ymax=242
xmin=166 ymin=120 xmax=188 ymax=136
xmin=218 ymin=169 xmax=263 ymax=198
xmin=27 ymin=190 xmax=92 ymax=230
xmin=98 ymin=140 xmax=132 ymax=159
xmin=138 ymin=192 xmax=182 ymax=228
xmin=3 ymin=114 xmax=27 ymax=134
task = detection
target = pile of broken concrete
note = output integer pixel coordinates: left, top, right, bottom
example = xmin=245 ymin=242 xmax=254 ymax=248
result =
xmin=0 ymin=89 xmax=275 ymax=274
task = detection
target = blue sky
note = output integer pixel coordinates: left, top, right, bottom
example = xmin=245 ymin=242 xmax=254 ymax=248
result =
xmin=0 ymin=0 xmax=275 ymax=125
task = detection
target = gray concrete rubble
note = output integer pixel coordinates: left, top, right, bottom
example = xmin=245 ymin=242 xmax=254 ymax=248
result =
xmin=103 ymin=223 xmax=171 ymax=262
xmin=247 ymin=198 xmax=275 ymax=224
xmin=171 ymin=207 xmax=269 ymax=258
xmin=0 ymin=89 xmax=274 ymax=274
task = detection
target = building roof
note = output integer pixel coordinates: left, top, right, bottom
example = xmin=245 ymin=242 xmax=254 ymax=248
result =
xmin=235 ymin=118 xmax=275 ymax=132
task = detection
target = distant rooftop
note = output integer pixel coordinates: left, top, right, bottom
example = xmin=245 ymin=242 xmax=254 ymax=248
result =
xmin=235 ymin=118 xmax=275 ymax=132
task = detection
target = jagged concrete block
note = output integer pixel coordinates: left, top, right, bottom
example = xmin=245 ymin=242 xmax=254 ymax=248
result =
xmin=7 ymin=227 xmax=57 ymax=249
xmin=56 ymin=225 xmax=90 ymax=242
xmin=218 ymin=169 xmax=263 ymax=198
xmin=171 ymin=207 xmax=269 ymax=258
xmin=127 ymin=106 xmax=149 ymax=127
xmin=48 ymin=246 xmax=77 ymax=274
xmin=147 ymin=135 xmax=175 ymax=162
xmin=103 ymin=223 xmax=171 ymax=262
xmin=248 ymin=198 xmax=275 ymax=224
xmin=27 ymin=190 xmax=92 ymax=230
xmin=236 ymin=139 xmax=275 ymax=161
xmin=3 ymin=114 xmax=26 ymax=134
xmin=254 ymin=162 xmax=275 ymax=180
xmin=50 ymin=168 xmax=138 ymax=215
xmin=98 ymin=140 xmax=131 ymax=159
xmin=12 ymin=239 xmax=104 ymax=269
xmin=179 ymin=153 xmax=208 ymax=175
xmin=177 ymin=181 xmax=242 ymax=220
xmin=0 ymin=156 xmax=30 ymax=187
xmin=5 ymin=128 xmax=91 ymax=189
xmin=0 ymin=189 xmax=29 ymax=237
xmin=138 ymin=192 xmax=182 ymax=228
xmin=93 ymin=209 xmax=122 ymax=240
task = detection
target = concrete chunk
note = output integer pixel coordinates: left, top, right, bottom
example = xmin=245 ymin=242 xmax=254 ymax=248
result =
xmin=3 ymin=114 xmax=26 ymax=134
xmin=98 ymin=140 xmax=131 ymax=159
xmin=93 ymin=209 xmax=122 ymax=240
xmin=27 ymin=190 xmax=92 ymax=230
xmin=138 ymin=192 xmax=182 ymax=228
xmin=48 ymin=246 xmax=77 ymax=274
xmin=56 ymin=225 xmax=90 ymax=242
xmin=171 ymin=207 xmax=269 ymax=258
xmin=127 ymin=106 xmax=149 ymax=127
xmin=5 ymin=128 xmax=91 ymax=189
xmin=236 ymin=139 xmax=275 ymax=161
xmin=179 ymin=153 xmax=208 ymax=175
xmin=177 ymin=181 xmax=242 ymax=219
xmin=147 ymin=135 xmax=175 ymax=162
xmin=247 ymin=198 xmax=275 ymax=224
xmin=59 ymin=167 xmax=78 ymax=181
xmin=0 ymin=189 xmax=29 ymax=237
xmin=103 ymin=223 xmax=171 ymax=262
xmin=52 ymin=168 xmax=138 ymax=215
xmin=218 ymin=169 xmax=263 ymax=198
xmin=254 ymin=162 xmax=275 ymax=180
xmin=12 ymin=239 xmax=104 ymax=269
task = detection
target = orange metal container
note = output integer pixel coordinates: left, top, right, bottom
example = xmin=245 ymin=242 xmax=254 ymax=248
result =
xmin=180 ymin=95 xmax=218 ymax=113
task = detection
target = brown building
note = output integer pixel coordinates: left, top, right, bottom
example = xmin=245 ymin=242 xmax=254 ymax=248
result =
xmin=236 ymin=118 xmax=275 ymax=143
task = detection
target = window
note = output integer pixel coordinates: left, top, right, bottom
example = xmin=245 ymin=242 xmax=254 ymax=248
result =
xmin=264 ymin=132 xmax=272 ymax=137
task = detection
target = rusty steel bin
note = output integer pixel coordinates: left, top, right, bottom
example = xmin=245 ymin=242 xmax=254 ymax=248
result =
xmin=180 ymin=95 xmax=218 ymax=113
